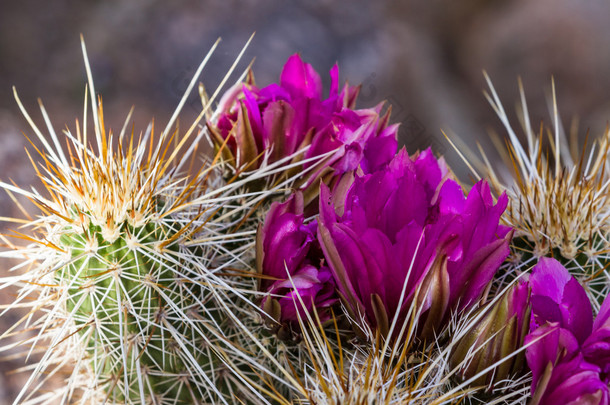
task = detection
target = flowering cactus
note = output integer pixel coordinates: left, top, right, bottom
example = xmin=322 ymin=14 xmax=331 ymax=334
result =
xmin=317 ymin=148 xmax=512 ymax=340
xmin=6 ymin=35 xmax=610 ymax=405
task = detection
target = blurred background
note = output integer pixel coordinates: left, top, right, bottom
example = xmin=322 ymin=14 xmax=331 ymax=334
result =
xmin=2 ymin=0 xmax=610 ymax=402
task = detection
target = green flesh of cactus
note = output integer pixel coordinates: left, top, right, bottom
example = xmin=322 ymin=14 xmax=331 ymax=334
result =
xmin=56 ymin=218 xmax=222 ymax=403
xmin=509 ymin=235 xmax=609 ymax=304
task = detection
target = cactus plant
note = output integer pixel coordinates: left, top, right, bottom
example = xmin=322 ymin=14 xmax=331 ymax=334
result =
xmin=0 ymin=38 xmax=289 ymax=404
xmin=461 ymin=77 xmax=610 ymax=305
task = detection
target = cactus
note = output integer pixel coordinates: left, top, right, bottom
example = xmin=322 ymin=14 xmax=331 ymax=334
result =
xmin=52 ymin=206 xmax=232 ymax=403
xmin=452 ymin=77 xmax=610 ymax=305
xmin=0 ymin=38 xmax=285 ymax=404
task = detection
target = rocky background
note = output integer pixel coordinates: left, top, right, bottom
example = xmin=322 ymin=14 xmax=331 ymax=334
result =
xmin=2 ymin=0 xmax=610 ymax=402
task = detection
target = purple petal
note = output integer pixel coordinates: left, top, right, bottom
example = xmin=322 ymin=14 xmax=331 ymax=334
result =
xmin=583 ymin=296 xmax=610 ymax=377
xmin=280 ymin=54 xmax=323 ymax=100
xmin=525 ymin=323 xmax=581 ymax=390
xmin=530 ymin=257 xmax=573 ymax=306
xmin=334 ymin=142 xmax=363 ymax=173
xmin=328 ymin=63 xmax=339 ymax=98
xmin=413 ymin=148 xmax=444 ymax=198
xmin=318 ymin=183 xmax=365 ymax=315
xmin=594 ymin=294 xmax=610 ymax=332
xmin=262 ymin=100 xmax=296 ymax=161
xmin=450 ymin=230 xmax=512 ymax=310
xmin=361 ymin=124 xmax=398 ymax=173
xmin=436 ymin=179 xmax=465 ymax=215
xmin=562 ymin=278 xmax=595 ymax=343
xmin=537 ymin=354 xmax=608 ymax=405
xmin=242 ymin=86 xmax=265 ymax=142
xmin=530 ymin=257 xmax=593 ymax=343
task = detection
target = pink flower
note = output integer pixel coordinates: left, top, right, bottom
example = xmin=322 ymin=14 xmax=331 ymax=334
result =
xmin=209 ymin=54 xmax=397 ymax=200
xmin=317 ymin=148 xmax=512 ymax=339
xmin=256 ymin=192 xmax=337 ymax=338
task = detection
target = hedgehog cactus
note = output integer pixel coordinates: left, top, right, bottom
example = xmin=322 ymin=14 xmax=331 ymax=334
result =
xmin=458 ymin=77 xmax=610 ymax=304
xmin=54 ymin=199 xmax=219 ymax=402
xmin=0 ymin=39 xmax=285 ymax=404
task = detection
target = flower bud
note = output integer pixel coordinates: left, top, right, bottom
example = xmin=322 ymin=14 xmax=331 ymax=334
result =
xmin=450 ymin=279 xmax=530 ymax=388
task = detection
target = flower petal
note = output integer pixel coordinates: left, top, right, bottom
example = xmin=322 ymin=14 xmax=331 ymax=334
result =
xmin=280 ymin=54 xmax=323 ymax=100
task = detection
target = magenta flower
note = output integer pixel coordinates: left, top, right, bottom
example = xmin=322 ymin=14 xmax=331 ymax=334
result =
xmin=317 ymin=148 xmax=512 ymax=339
xmin=450 ymin=257 xmax=610 ymax=395
xmin=525 ymin=258 xmax=593 ymax=389
xmin=526 ymin=322 xmax=609 ymax=405
xmin=209 ymin=54 xmax=397 ymax=197
xmin=526 ymin=322 xmax=582 ymax=393
xmin=525 ymin=258 xmax=610 ymax=405
xmin=256 ymin=192 xmax=337 ymax=338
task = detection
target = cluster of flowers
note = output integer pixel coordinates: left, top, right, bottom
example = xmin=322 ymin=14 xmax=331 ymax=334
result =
xmin=6 ymin=42 xmax=610 ymax=404
xmin=213 ymin=54 xmax=509 ymax=342
xmin=213 ymin=54 xmax=610 ymax=403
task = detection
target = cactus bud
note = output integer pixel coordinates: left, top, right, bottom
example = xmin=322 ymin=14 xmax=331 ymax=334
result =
xmin=450 ymin=279 xmax=530 ymax=388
